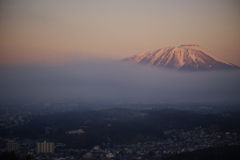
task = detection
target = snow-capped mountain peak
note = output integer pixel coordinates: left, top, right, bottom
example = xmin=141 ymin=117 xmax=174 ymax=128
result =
xmin=122 ymin=44 xmax=239 ymax=71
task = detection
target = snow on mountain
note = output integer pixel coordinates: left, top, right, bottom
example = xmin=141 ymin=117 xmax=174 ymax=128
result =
xmin=122 ymin=44 xmax=239 ymax=71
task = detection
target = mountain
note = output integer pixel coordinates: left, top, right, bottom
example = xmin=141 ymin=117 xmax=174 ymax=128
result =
xmin=122 ymin=44 xmax=239 ymax=71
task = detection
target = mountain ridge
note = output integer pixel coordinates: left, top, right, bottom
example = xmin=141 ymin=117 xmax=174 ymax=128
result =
xmin=122 ymin=44 xmax=239 ymax=71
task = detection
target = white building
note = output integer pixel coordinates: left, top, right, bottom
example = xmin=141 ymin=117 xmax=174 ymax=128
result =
xmin=7 ymin=142 xmax=18 ymax=152
xmin=106 ymin=152 xmax=115 ymax=158
xmin=36 ymin=140 xmax=54 ymax=154
xmin=93 ymin=145 xmax=100 ymax=151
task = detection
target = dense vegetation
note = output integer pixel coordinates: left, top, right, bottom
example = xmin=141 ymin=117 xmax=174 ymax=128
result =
xmin=0 ymin=151 xmax=32 ymax=160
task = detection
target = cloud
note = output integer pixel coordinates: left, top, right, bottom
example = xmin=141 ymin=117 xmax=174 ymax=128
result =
xmin=0 ymin=60 xmax=240 ymax=104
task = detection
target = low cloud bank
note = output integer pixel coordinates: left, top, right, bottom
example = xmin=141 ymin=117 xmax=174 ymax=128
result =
xmin=1 ymin=60 xmax=240 ymax=104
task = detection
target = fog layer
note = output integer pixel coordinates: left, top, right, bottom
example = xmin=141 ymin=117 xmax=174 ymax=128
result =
xmin=1 ymin=60 xmax=240 ymax=104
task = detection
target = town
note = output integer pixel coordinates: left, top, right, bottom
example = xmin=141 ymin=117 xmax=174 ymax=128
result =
xmin=1 ymin=102 xmax=240 ymax=159
xmin=1 ymin=126 xmax=240 ymax=159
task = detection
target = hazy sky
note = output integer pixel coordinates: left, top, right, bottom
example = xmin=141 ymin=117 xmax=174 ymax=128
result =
xmin=0 ymin=0 xmax=240 ymax=65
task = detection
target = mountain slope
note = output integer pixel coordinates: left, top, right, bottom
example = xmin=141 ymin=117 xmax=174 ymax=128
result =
xmin=122 ymin=44 xmax=239 ymax=71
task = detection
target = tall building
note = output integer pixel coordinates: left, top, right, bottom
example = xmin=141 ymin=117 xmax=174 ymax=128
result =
xmin=6 ymin=142 xmax=18 ymax=152
xmin=36 ymin=140 xmax=54 ymax=154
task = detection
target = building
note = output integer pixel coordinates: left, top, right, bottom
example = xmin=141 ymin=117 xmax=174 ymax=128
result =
xmin=36 ymin=140 xmax=54 ymax=154
xmin=6 ymin=142 xmax=18 ymax=152
xmin=93 ymin=145 xmax=100 ymax=151
xmin=66 ymin=129 xmax=84 ymax=134
xmin=106 ymin=152 xmax=115 ymax=158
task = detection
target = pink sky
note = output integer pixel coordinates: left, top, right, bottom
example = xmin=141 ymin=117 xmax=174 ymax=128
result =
xmin=0 ymin=0 xmax=240 ymax=65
